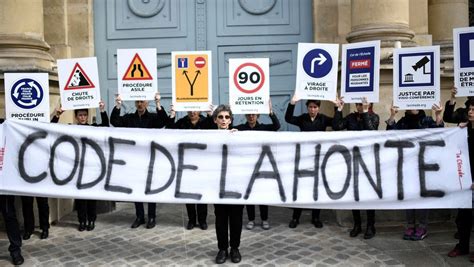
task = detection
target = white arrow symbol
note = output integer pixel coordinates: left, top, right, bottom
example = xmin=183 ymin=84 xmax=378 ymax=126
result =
xmin=18 ymin=99 xmax=37 ymax=107
xmin=13 ymin=81 xmax=25 ymax=99
xmin=28 ymin=81 xmax=41 ymax=99
xmin=310 ymin=53 xmax=327 ymax=73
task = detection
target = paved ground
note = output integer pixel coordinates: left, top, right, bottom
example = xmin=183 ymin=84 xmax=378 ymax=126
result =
xmin=0 ymin=203 xmax=473 ymax=266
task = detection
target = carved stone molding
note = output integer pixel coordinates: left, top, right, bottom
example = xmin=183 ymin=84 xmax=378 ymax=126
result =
xmin=346 ymin=23 xmax=416 ymax=47
xmin=238 ymin=0 xmax=277 ymax=15
xmin=127 ymin=0 xmax=165 ymax=18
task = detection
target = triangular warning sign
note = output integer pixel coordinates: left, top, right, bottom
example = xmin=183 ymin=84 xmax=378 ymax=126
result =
xmin=64 ymin=63 xmax=95 ymax=90
xmin=122 ymin=53 xmax=153 ymax=80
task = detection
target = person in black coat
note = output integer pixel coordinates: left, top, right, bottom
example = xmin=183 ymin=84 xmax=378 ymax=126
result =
xmin=332 ymin=97 xmax=379 ymax=239
xmin=285 ymin=94 xmax=335 ymax=229
xmin=211 ymin=105 xmax=243 ymax=264
xmin=167 ymin=107 xmax=213 ymax=230
xmin=235 ymin=101 xmax=280 ymax=231
xmin=448 ymin=99 xmax=474 ymax=262
xmin=110 ymin=93 xmax=168 ymax=229
xmin=51 ymin=101 xmax=109 ymax=231
xmin=386 ymin=103 xmax=444 ymax=241
xmin=443 ymin=86 xmax=474 ymax=124
xmin=0 ymin=119 xmax=24 ymax=265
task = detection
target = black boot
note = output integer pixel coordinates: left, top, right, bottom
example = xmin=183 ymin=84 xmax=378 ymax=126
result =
xmin=87 ymin=221 xmax=95 ymax=231
xmin=350 ymin=224 xmax=362 ymax=237
xmin=146 ymin=218 xmax=156 ymax=229
xmin=40 ymin=229 xmax=49 ymax=239
xmin=11 ymin=252 xmax=24 ymax=265
xmin=22 ymin=231 xmax=32 ymax=240
xmin=78 ymin=222 xmax=86 ymax=232
xmin=215 ymin=249 xmax=228 ymax=264
xmin=131 ymin=217 xmax=145 ymax=228
xmin=364 ymin=225 xmax=376 ymax=239
xmin=289 ymin=219 xmax=299 ymax=228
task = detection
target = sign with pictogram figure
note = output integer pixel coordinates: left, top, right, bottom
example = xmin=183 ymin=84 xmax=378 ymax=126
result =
xmin=58 ymin=57 xmax=101 ymax=110
xmin=172 ymin=51 xmax=212 ymax=111
xmin=117 ymin=48 xmax=157 ymax=100
xmin=393 ymin=46 xmax=440 ymax=110
xmin=295 ymin=43 xmax=339 ymax=101
xmin=4 ymin=73 xmax=50 ymax=122
xmin=454 ymin=27 xmax=474 ymax=96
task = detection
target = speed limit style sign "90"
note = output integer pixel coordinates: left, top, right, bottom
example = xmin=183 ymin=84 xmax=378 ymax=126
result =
xmin=229 ymin=58 xmax=270 ymax=114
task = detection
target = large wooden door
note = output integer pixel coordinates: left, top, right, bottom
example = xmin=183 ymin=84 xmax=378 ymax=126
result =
xmin=94 ymin=0 xmax=313 ymax=129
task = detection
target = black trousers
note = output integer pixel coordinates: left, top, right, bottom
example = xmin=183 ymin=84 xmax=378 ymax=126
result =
xmin=352 ymin=210 xmax=375 ymax=226
xmin=21 ymin=196 xmax=49 ymax=232
xmin=455 ymin=208 xmax=472 ymax=252
xmin=292 ymin=208 xmax=320 ymax=221
xmin=135 ymin=202 xmax=156 ymax=219
xmin=246 ymin=205 xmax=268 ymax=221
xmin=0 ymin=196 xmax=22 ymax=256
xmin=214 ymin=204 xmax=244 ymax=250
xmin=76 ymin=200 xmax=97 ymax=223
xmin=186 ymin=204 xmax=207 ymax=224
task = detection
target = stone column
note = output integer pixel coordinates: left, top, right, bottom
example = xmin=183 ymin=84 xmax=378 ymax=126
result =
xmin=428 ymin=0 xmax=469 ymax=77
xmin=0 ymin=0 xmax=54 ymax=72
xmin=347 ymin=0 xmax=415 ymax=58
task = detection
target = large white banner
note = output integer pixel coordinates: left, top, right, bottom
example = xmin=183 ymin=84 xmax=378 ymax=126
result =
xmin=454 ymin=27 xmax=474 ymax=96
xmin=229 ymin=58 xmax=270 ymax=114
xmin=4 ymin=73 xmax=50 ymax=122
xmin=117 ymin=48 xmax=158 ymax=100
xmin=1 ymin=120 xmax=472 ymax=209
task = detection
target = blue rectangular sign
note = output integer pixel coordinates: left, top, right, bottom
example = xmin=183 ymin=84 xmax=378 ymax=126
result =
xmin=344 ymin=47 xmax=375 ymax=93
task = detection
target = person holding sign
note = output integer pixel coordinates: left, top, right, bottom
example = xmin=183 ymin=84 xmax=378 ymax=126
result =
xmin=0 ymin=121 xmax=24 ymax=265
xmin=235 ymin=100 xmax=280 ymax=230
xmin=285 ymin=94 xmax=334 ymax=229
xmin=448 ymin=99 xmax=474 ymax=262
xmin=52 ymin=101 xmax=110 ymax=232
xmin=333 ymin=97 xmax=379 ymax=239
xmin=110 ymin=93 xmax=168 ymax=229
xmin=386 ymin=103 xmax=444 ymax=241
xmin=210 ymin=105 xmax=243 ymax=264
xmin=443 ymin=87 xmax=474 ymax=124
xmin=167 ymin=107 xmax=213 ymax=230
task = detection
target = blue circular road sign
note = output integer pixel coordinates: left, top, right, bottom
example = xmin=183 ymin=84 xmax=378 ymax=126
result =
xmin=303 ymin=49 xmax=333 ymax=78
xmin=11 ymin=78 xmax=44 ymax=109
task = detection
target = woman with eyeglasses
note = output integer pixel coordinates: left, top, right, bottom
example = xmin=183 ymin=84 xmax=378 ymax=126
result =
xmin=210 ymin=105 xmax=243 ymax=264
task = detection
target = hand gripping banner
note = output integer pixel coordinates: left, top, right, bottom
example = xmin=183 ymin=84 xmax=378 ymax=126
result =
xmin=0 ymin=120 xmax=471 ymax=209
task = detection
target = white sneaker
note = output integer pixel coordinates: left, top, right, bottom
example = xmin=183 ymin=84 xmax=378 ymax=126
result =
xmin=261 ymin=220 xmax=270 ymax=230
xmin=246 ymin=221 xmax=255 ymax=230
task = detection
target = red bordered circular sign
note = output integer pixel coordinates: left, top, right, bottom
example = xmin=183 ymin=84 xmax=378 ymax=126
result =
xmin=233 ymin=62 xmax=265 ymax=94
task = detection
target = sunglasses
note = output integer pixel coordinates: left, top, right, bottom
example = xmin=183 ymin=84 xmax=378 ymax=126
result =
xmin=217 ymin=115 xmax=231 ymax=119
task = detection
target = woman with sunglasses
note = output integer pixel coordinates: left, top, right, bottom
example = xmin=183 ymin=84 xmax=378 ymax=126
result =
xmin=210 ymin=105 xmax=243 ymax=264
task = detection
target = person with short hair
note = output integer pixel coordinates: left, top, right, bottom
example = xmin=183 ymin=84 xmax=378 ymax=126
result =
xmin=386 ymin=103 xmax=444 ymax=241
xmin=235 ymin=100 xmax=280 ymax=231
xmin=332 ymin=97 xmax=379 ymax=239
xmin=52 ymin=101 xmax=109 ymax=231
xmin=110 ymin=93 xmax=168 ymax=229
xmin=285 ymin=94 xmax=334 ymax=229
xmin=211 ymin=105 xmax=243 ymax=264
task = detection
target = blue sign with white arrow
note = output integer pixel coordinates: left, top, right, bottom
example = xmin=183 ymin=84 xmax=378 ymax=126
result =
xmin=302 ymin=49 xmax=333 ymax=78
xmin=11 ymin=78 xmax=44 ymax=109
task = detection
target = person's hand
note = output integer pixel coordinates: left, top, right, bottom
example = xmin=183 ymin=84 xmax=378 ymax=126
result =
xmin=207 ymin=104 xmax=214 ymax=116
xmin=155 ymin=92 xmax=161 ymax=105
xmin=390 ymin=104 xmax=399 ymax=117
xmin=230 ymin=128 xmax=238 ymax=133
xmin=269 ymin=98 xmax=273 ymax=115
xmin=459 ymin=122 xmax=468 ymax=128
xmin=99 ymin=100 xmax=105 ymax=112
xmin=432 ymin=102 xmax=443 ymax=116
xmin=290 ymin=94 xmax=300 ymax=105
xmin=331 ymin=95 xmax=344 ymax=112
xmin=362 ymin=97 xmax=369 ymax=113
xmin=450 ymin=86 xmax=457 ymax=104
xmin=169 ymin=105 xmax=176 ymax=119
xmin=115 ymin=94 xmax=122 ymax=109
xmin=54 ymin=106 xmax=64 ymax=118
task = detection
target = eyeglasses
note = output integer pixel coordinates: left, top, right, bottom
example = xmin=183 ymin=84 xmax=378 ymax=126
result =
xmin=217 ymin=115 xmax=231 ymax=119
